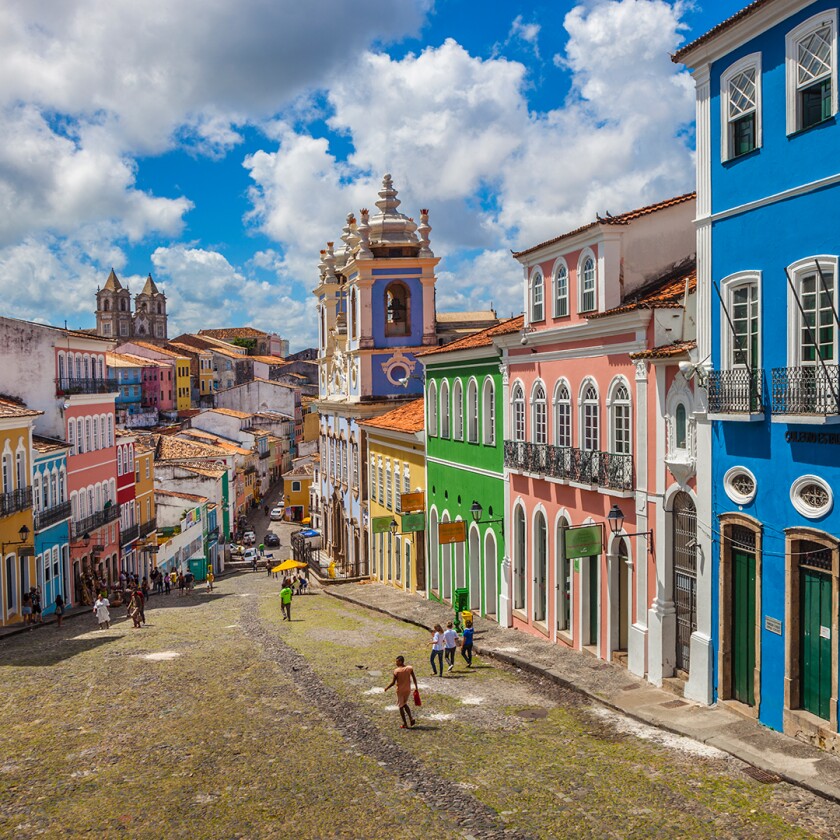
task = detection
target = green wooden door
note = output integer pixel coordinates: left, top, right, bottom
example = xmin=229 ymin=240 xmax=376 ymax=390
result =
xmin=801 ymin=567 xmax=832 ymax=721
xmin=588 ymin=555 xmax=598 ymax=646
xmin=732 ymin=547 xmax=756 ymax=706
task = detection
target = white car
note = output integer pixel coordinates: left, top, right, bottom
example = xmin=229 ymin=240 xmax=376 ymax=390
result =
xmin=270 ymin=506 xmax=285 ymax=521
xmin=242 ymin=530 xmax=256 ymax=545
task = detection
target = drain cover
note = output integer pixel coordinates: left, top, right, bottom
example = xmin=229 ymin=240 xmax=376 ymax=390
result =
xmin=516 ymin=708 xmax=548 ymax=720
xmin=660 ymin=699 xmax=687 ymax=708
xmin=742 ymin=766 xmax=782 ymax=784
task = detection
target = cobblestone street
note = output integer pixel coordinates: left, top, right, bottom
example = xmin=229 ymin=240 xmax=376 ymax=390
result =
xmin=3 ymin=571 xmax=840 ymax=839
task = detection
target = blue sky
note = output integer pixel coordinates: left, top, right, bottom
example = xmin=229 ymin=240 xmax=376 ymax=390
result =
xmin=0 ymin=0 xmax=745 ymax=349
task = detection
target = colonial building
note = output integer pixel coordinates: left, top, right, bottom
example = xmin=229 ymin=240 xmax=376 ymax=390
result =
xmin=95 ymin=269 xmax=168 ymax=341
xmin=676 ymin=0 xmax=840 ymax=744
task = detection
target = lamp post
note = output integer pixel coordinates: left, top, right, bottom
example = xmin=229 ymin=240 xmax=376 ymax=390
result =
xmin=606 ymin=505 xmax=653 ymax=558
xmin=469 ymin=500 xmax=504 ymax=527
xmin=0 ymin=524 xmax=30 ymax=552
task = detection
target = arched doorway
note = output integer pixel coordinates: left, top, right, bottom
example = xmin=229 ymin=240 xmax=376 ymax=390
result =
xmin=484 ymin=530 xmax=498 ymax=619
xmin=673 ymin=492 xmax=697 ymax=673
xmin=455 ymin=533 xmax=465 ymax=590
xmin=610 ymin=538 xmax=630 ymax=658
xmin=513 ymin=506 xmax=526 ymax=612
xmin=429 ymin=509 xmax=439 ymax=592
xmin=441 ymin=513 xmax=452 ymax=601
xmin=468 ymin=527 xmax=480 ymax=611
xmin=556 ymin=516 xmax=571 ymax=635
xmin=534 ymin=511 xmax=547 ymax=624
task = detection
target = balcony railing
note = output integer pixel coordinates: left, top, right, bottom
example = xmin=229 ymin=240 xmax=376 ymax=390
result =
xmin=120 ymin=523 xmax=140 ymax=547
xmin=259 ymin=450 xmax=270 ymax=459
xmin=55 ymin=377 xmax=118 ymax=396
xmin=0 ymin=486 xmax=32 ymax=518
xmin=34 ymin=500 xmax=71 ymax=531
xmin=138 ymin=519 xmax=157 ymax=539
xmin=503 ymin=441 xmax=633 ymax=491
xmin=771 ymin=365 xmax=840 ymax=416
xmin=707 ymin=368 xmax=764 ymax=414
xmin=71 ymin=503 xmax=121 ymax=539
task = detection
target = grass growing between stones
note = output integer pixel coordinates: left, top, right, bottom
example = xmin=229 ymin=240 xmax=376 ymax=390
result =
xmin=0 ymin=583 xmax=456 ymax=839
xmin=267 ymin=589 xmax=826 ymax=840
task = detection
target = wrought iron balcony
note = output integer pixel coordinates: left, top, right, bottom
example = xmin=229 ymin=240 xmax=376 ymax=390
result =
xmin=0 ymin=486 xmax=32 ymax=518
xmin=138 ymin=518 xmax=157 ymax=539
xmin=55 ymin=377 xmax=118 ymax=396
xmin=120 ymin=523 xmax=140 ymax=547
xmin=71 ymin=503 xmax=121 ymax=539
xmin=707 ymin=368 xmax=764 ymax=414
xmin=503 ymin=441 xmax=633 ymax=491
xmin=34 ymin=500 xmax=71 ymax=531
xmin=771 ymin=365 xmax=840 ymax=416
xmin=259 ymin=450 xmax=270 ymax=459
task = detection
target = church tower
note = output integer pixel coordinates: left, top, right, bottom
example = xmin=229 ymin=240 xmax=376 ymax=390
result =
xmin=133 ymin=273 xmax=167 ymax=340
xmin=95 ymin=269 xmax=132 ymax=339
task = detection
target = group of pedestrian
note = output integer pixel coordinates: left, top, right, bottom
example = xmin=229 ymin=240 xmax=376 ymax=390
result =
xmin=20 ymin=586 xmax=43 ymax=627
xmin=429 ymin=620 xmax=474 ymax=676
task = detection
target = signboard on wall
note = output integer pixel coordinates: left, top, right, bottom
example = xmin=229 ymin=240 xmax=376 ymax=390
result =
xmin=438 ymin=521 xmax=467 ymax=545
xmin=564 ymin=524 xmax=603 ymax=560
xmin=401 ymin=512 xmax=425 ymax=533
xmin=371 ymin=516 xmax=393 ymax=534
xmin=399 ymin=492 xmax=425 ymax=513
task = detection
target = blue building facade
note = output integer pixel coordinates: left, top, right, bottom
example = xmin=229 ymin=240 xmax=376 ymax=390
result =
xmin=32 ymin=437 xmax=71 ymax=614
xmin=108 ymin=354 xmax=144 ymax=424
xmin=678 ymin=0 xmax=840 ymax=748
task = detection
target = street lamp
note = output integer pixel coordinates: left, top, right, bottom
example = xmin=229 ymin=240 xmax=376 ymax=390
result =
xmin=469 ymin=500 xmax=504 ymax=525
xmin=389 ymin=518 xmax=399 ymax=536
xmin=1 ymin=524 xmax=30 ymax=552
xmin=606 ymin=504 xmax=654 ymax=557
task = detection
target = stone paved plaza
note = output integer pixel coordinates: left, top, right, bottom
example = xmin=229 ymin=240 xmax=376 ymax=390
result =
xmin=2 ymin=571 xmax=840 ymax=839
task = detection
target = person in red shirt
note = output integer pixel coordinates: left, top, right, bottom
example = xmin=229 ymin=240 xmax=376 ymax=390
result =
xmin=385 ymin=655 xmax=418 ymax=729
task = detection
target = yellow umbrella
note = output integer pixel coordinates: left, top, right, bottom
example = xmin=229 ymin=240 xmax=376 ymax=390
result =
xmin=271 ymin=559 xmax=307 ymax=572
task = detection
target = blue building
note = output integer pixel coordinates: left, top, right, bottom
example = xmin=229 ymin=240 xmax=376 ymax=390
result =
xmin=677 ymin=0 xmax=840 ymax=748
xmin=107 ymin=352 xmax=144 ymax=425
xmin=32 ymin=436 xmax=71 ymax=614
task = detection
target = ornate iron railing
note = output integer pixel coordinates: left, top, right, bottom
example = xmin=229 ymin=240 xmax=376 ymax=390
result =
xmin=120 ymin=523 xmax=140 ymax=547
xmin=138 ymin=518 xmax=157 ymax=538
xmin=71 ymin=503 xmax=121 ymax=539
xmin=0 ymin=486 xmax=32 ymax=517
xmin=707 ymin=368 xmax=764 ymax=414
xmin=34 ymin=500 xmax=71 ymax=531
xmin=771 ymin=365 xmax=840 ymax=416
xmin=55 ymin=377 xmax=118 ymax=396
xmin=503 ymin=441 xmax=633 ymax=491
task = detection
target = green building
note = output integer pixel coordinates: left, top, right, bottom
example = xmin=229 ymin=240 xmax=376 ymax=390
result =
xmin=418 ymin=316 xmax=522 ymax=620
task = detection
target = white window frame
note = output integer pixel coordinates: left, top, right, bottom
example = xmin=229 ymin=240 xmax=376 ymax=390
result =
xmin=785 ymin=255 xmax=839 ymax=366
xmin=467 ymin=378 xmax=479 ymax=443
xmin=530 ymin=269 xmax=545 ymax=323
xmin=607 ymin=377 xmax=632 ymax=456
xmin=512 ymin=383 xmax=526 ymax=443
xmin=440 ymin=380 xmax=450 ymax=439
xmin=579 ymin=379 xmax=600 ymax=452
xmin=786 ymin=10 xmax=838 ymax=135
xmin=427 ymin=382 xmax=438 ymax=436
xmin=720 ymin=270 xmax=762 ymax=370
xmin=452 ymin=379 xmax=463 ymax=441
xmin=720 ymin=53 xmax=762 ymax=161
xmin=552 ymin=257 xmax=569 ymax=318
xmin=482 ymin=377 xmax=495 ymax=446
xmin=553 ymin=380 xmax=572 ymax=448
xmin=531 ymin=381 xmax=547 ymax=445
xmin=578 ymin=249 xmax=597 ymax=314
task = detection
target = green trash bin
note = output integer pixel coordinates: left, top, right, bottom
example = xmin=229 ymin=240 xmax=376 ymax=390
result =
xmin=453 ymin=587 xmax=469 ymax=631
xmin=188 ymin=558 xmax=207 ymax=582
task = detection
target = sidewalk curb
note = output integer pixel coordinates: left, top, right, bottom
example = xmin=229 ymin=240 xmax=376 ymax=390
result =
xmin=0 ymin=605 xmax=89 ymax=640
xmin=323 ymin=585 xmax=840 ymax=806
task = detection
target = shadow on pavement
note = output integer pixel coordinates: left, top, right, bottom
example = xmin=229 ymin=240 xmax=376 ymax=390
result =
xmin=0 ymin=630 xmax=123 ymax=667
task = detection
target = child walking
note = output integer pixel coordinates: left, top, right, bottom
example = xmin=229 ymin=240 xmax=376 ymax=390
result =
xmin=460 ymin=620 xmax=474 ymax=667
xmin=443 ymin=621 xmax=458 ymax=672
xmin=429 ymin=624 xmax=444 ymax=676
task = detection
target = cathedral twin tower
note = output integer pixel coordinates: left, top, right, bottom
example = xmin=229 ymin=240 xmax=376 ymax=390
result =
xmin=95 ymin=268 xmax=168 ymax=341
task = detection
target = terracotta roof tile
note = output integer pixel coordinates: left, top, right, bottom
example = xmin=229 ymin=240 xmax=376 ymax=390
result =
xmin=209 ymin=408 xmax=252 ymax=419
xmin=673 ymin=0 xmax=771 ymax=63
xmin=361 ymin=398 xmax=425 ymax=433
xmin=32 ymin=435 xmax=70 ymax=453
xmin=630 ymin=340 xmax=697 ymax=360
xmin=419 ymin=315 xmax=525 ymax=357
xmin=155 ymin=435 xmax=228 ymax=460
xmin=436 ymin=311 xmax=498 ymax=323
xmin=199 ymin=327 xmax=268 ymax=339
xmin=0 ymin=396 xmax=42 ymax=419
xmin=512 ymin=193 xmax=696 ymax=259
xmin=155 ymin=489 xmax=208 ymax=503
xmin=129 ymin=341 xmax=188 ymax=359
xmin=587 ymin=260 xmax=696 ymax=320
xmin=250 ymin=355 xmax=287 ymax=365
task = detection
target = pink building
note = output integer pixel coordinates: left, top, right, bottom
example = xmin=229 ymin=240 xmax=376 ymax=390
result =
xmin=499 ymin=194 xmax=701 ymax=686
xmin=115 ymin=432 xmax=138 ymax=575
xmin=115 ymin=343 xmax=176 ymax=412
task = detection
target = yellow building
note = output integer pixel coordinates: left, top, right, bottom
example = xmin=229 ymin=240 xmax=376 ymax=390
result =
xmin=281 ymin=458 xmax=314 ymax=522
xmin=0 ymin=398 xmax=41 ymax=626
xmin=134 ymin=439 xmax=157 ymax=577
xmin=361 ymin=399 xmax=425 ymax=593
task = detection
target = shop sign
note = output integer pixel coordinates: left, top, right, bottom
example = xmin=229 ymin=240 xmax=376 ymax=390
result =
xmin=439 ymin=521 xmax=467 ymax=545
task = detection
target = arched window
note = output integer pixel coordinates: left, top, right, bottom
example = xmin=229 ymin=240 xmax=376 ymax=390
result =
xmin=58 ymin=354 xmax=65 ymax=387
xmin=75 ymin=355 xmax=82 ymax=380
xmin=33 ymin=476 xmax=41 ymax=511
xmin=76 ymin=420 xmax=84 ymax=454
xmin=107 ymin=415 xmax=113 ymax=447
xmin=530 ymin=270 xmax=544 ymax=322
xmin=512 ymin=384 xmax=525 ymax=442
xmin=581 ymin=382 xmax=599 ymax=451
xmin=452 ymin=380 xmax=463 ymax=440
xmin=117 ymin=447 xmax=123 ymax=476
xmin=532 ymin=383 xmax=547 ymax=444
xmin=440 ymin=381 xmax=450 ymax=438
xmin=554 ymin=381 xmax=571 ymax=447
xmin=85 ymin=418 xmax=92 ymax=452
xmin=554 ymin=262 xmax=569 ymax=318
xmin=15 ymin=450 xmax=25 ymax=488
xmin=534 ymin=511 xmax=547 ymax=623
xmin=59 ymin=469 xmax=66 ymax=503
xmin=580 ymin=255 xmax=597 ymax=312
xmin=482 ymin=378 xmax=495 ymax=445
xmin=384 ymin=282 xmax=410 ymax=336
xmin=514 ymin=506 xmax=526 ymax=611
xmin=92 ymin=417 xmax=99 ymax=451
xmin=609 ymin=381 xmax=632 ymax=455
xmin=103 ymin=299 xmax=111 ymax=312
xmin=157 ymin=301 xmax=163 ymax=314
xmin=467 ymin=379 xmax=479 ymax=443
xmin=427 ymin=382 xmax=438 ymax=436
xmin=83 ymin=356 xmax=90 ymax=379
xmin=2 ymin=450 xmax=12 ymax=493
xmin=675 ymin=403 xmax=688 ymax=450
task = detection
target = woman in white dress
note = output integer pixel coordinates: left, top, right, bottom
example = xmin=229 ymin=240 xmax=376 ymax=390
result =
xmin=93 ymin=594 xmax=111 ymax=630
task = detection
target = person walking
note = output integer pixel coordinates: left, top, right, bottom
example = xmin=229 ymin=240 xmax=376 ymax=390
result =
xmin=135 ymin=586 xmax=146 ymax=624
xmin=164 ymin=574 xmax=171 ymax=596
xmin=185 ymin=570 xmax=194 ymax=594
xmin=385 ymin=655 xmax=418 ymax=729
xmin=206 ymin=569 xmax=214 ymax=592
xmin=460 ymin=620 xmax=474 ymax=667
xmin=280 ymin=581 xmax=292 ymax=621
xmin=127 ymin=589 xmax=143 ymax=629
xmin=21 ymin=590 xmax=32 ymax=626
xmin=31 ymin=587 xmax=43 ymax=624
xmin=430 ymin=624 xmax=444 ymax=676
xmin=178 ymin=572 xmax=186 ymax=597
xmin=54 ymin=593 xmax=65 ymax=628
xmin=93 ymin=593 xmax=111 ymax=630
xmin=443 ymin=621 xmax=458 ymax=672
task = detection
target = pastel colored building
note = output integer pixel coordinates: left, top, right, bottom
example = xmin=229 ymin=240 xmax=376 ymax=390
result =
xmin=133 ymin=438 xmax=157 ymax=578
xmin=0 ymin=399 xmax=40 ymax=626
xmin=503 ymin=195 xmax=703 ymax=697
xmin=419 ymin=317 xmax=523 ymax=620
xmin=32 ymin=435 xmax=71 ymax=616
xmin=115 ymin=431 xmax=139 ymax=576
xmin=281 ymin=458 xmax=314 ymax=523
xmin=107 ymin=352 xmax=156 ymax=426
xmin=676 ymin=0 xmax=840 ymax=744
xmin=362 ymin=399 xmax=426 ymax=592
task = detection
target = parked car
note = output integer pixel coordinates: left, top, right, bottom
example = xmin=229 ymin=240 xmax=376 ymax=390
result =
xmin=264 ymin=531 xmax=281 ymax=548
xmin=270 ymin=506 xmax=285 ymax=521
xmin=229 ymin=543 xmax=245 ymax=556
xmin=242 ymin=548 xmax=259 ymax=565
xmin=242 ymin=530 xmax=256 ymax=545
